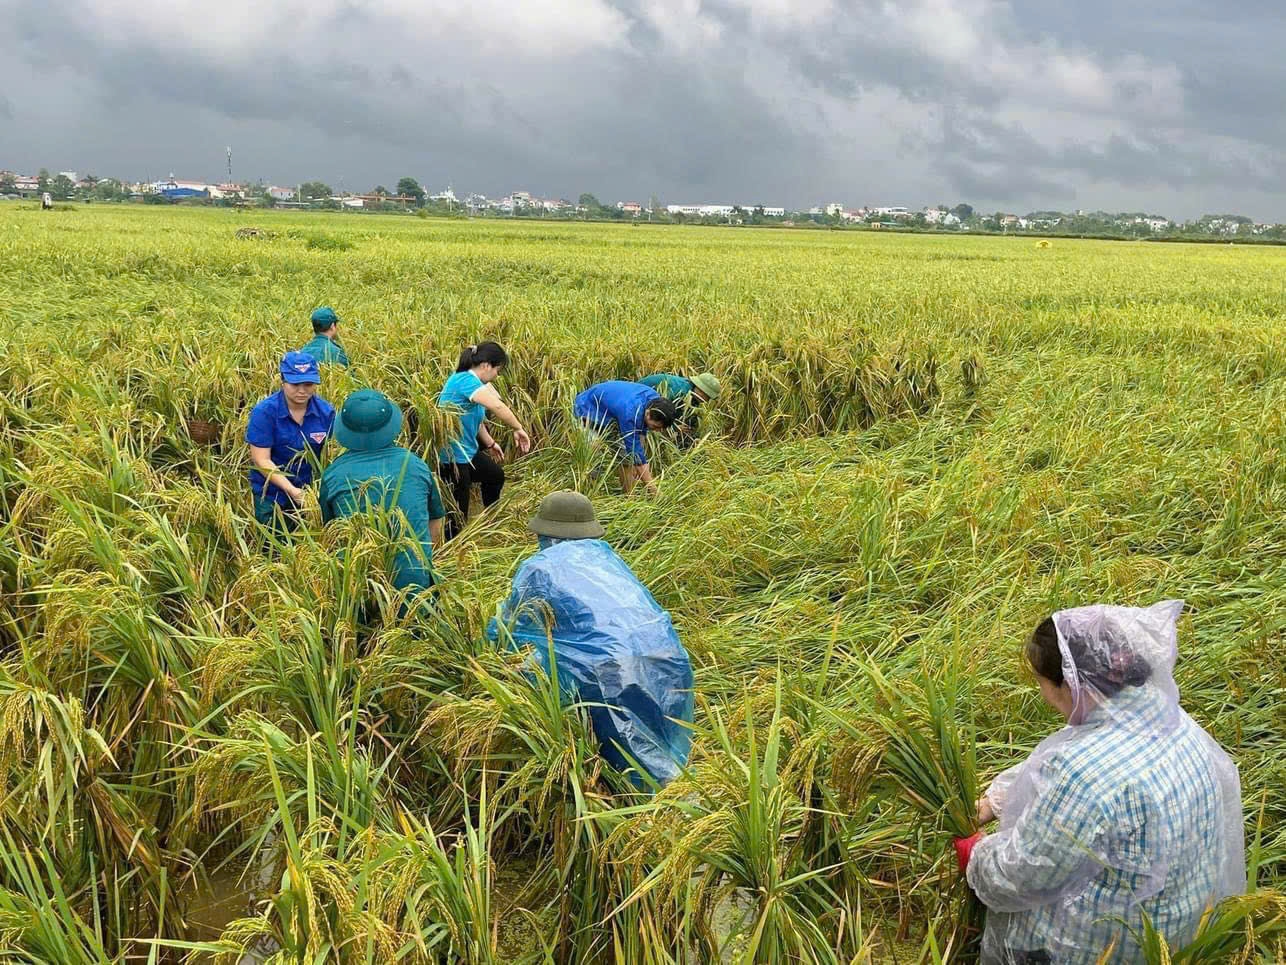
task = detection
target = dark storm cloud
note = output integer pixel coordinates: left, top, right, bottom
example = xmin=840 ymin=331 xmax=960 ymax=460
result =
xmin=916 ymin=109 xmax=1279 ymax=199
xmin=1 ymin=0 xmax=1284 ymax=218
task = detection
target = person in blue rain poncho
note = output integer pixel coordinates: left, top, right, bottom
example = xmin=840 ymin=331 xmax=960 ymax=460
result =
xmin=487 ymin=491 xmax=694 ymax=786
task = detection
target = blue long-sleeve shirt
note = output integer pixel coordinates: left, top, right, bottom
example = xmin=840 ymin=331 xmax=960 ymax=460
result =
xmin=573 ymin=380 xmax=660 ymax=465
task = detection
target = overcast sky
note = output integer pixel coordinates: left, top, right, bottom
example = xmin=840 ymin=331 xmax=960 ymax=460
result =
xmin=2 ymin=0 xmax=1284 ymax=219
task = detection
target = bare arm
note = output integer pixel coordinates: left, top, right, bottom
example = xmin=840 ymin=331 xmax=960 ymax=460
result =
xmin=471 ymin=384 xmax=531 ymax=453
xmin=619 ymin=462 xmax=657 ymax=496
xmin=429 ymin=517 xmax=444 ymax=548
xmin=475 ymin=425 xmax=505 ymax=463
xmin=248 ymin=444 xmax=303 ymax=503
xmin=636 ymin=462 xmax=658 ymax=495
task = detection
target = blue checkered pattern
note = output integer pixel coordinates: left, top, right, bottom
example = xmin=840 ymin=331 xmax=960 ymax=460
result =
xmin=969 ymin=686 xmax=1225 ymax=963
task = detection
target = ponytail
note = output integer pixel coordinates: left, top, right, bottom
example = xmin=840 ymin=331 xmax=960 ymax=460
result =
xmin=456 ymin=340 xmax=509 ymax=373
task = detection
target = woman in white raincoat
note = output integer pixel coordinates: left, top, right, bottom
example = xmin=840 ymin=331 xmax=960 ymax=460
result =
xmin=958 ymin=601 xmax=1244 ymax=964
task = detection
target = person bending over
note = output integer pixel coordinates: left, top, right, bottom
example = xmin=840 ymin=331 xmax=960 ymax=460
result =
xmin=436 ymin=341 xmax=531 ymax=539
xmin=573 ymin=380 xmax=676 ymax=495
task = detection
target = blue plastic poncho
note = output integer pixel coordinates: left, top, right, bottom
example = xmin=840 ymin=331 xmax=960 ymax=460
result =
xmin=487 ymin=539 xmax=694 ymax=785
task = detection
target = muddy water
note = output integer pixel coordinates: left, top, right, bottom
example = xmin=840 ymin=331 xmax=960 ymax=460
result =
xmin=182 ymin=866 xmax=252 ymax=940
xmin=178 ymin=866 xmax=271 ymax=964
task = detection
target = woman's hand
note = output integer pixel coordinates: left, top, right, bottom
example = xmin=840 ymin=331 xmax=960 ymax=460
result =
xmin=954 ymin=831 xmax=984 ymax=873
xmin=487 ymin=441 xmax=506 ymax=464
xmin=472 ymin=387 xmax=530 ymax=455
xmin=976 ymin=795 xmax=996 ymax=825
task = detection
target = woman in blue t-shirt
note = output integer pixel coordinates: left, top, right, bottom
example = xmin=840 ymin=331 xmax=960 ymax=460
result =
xmin=436 ymin=342 xmax=532 ymax=539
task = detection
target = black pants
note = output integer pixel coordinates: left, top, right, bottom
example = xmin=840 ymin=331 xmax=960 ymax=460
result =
xmin=439 ymin=451 xmax=505 ymax=539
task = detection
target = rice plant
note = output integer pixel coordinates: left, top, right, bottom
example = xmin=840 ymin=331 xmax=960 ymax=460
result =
xmin=0 ymin=205 xmax=1283 ymax=960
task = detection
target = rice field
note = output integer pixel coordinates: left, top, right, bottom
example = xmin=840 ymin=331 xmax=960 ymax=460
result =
xmin=0 ymin=204 xmax=1284 ymax=962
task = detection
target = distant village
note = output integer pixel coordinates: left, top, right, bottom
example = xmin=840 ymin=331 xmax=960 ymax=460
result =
xmin=3 ymin=167 xmax=1283 ymax=240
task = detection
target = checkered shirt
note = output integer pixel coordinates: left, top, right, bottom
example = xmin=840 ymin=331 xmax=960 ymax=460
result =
xmin=967 ymin=685 xmax=1225 ymax=964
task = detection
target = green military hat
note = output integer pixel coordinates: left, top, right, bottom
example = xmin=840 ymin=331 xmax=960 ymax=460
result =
xmin=527 ymin=490 xmax=605 ymax=539
xmin=690 ymin=372 xmax=721 ymax=400
xmin=311 ymin=306 xmax=340 ymax=332
xmin=333 ymin=388 xmax=402 ymax=451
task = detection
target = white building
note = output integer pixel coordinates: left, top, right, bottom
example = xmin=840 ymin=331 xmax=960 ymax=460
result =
xmin=150 ymin=178 xmax=215 ymax=195
xmin=825 ymin=202 xmax=844 ymax=216
xmin=739 ymin=204 xmax=785 ymax=216
xmin=666 ymin=204 xmax=736 ymax=217
xmin=873 ymin=206 xmax=910 ymax=218
xmin=921 ymin=209 xmax=962 ymax=226
xmin=430 ymin=184 xmax=458 ymax=204
xmin=268 ymin=185 xmax=296 ymax=201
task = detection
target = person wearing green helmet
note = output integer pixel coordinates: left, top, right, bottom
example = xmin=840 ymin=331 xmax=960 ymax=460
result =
xmin=299 ymin=306 xmax=350 ymax=368
xmin=639 ymin=371 xmax=721 ymax=448
xmin=319 ymin=388 xmax=446 ymax=600
xmin=487 ymin=491 xmax=695 ymax=786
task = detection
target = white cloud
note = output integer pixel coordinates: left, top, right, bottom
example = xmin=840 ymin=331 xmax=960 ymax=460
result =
xmin=870 ymin=0 xmax=1184 ymax=118
xmin=82 ymin=0 xmax=631 ymax=59
xmin=727 ymin=0 xmax=836 ymax=28
xmin=639 ymin=0 xmax=725 ymax=54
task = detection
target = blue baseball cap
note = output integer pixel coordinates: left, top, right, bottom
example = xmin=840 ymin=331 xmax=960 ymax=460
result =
xmin=311 ymin=306 xmax=340 ymax=332
xmin=280 ymin=351 xmax=321 ymax=384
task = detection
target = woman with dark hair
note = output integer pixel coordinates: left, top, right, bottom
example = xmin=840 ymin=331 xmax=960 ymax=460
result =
xmin=245 ymin=351 xmax=335 ymax=537
xmin=956 ymin=602 xmax=1244 ymax=964
xmin=436 ymin=342 xmax=531 ymax=539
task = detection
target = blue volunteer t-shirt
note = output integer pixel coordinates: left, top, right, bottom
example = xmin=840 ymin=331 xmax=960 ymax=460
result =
xmin=573 ymin=380 xmax=660 ymax=465
xmin=245 ymin=390 xmax=335 ymax=508
xmin=437 ymin=371 xmax=487 ymax=464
